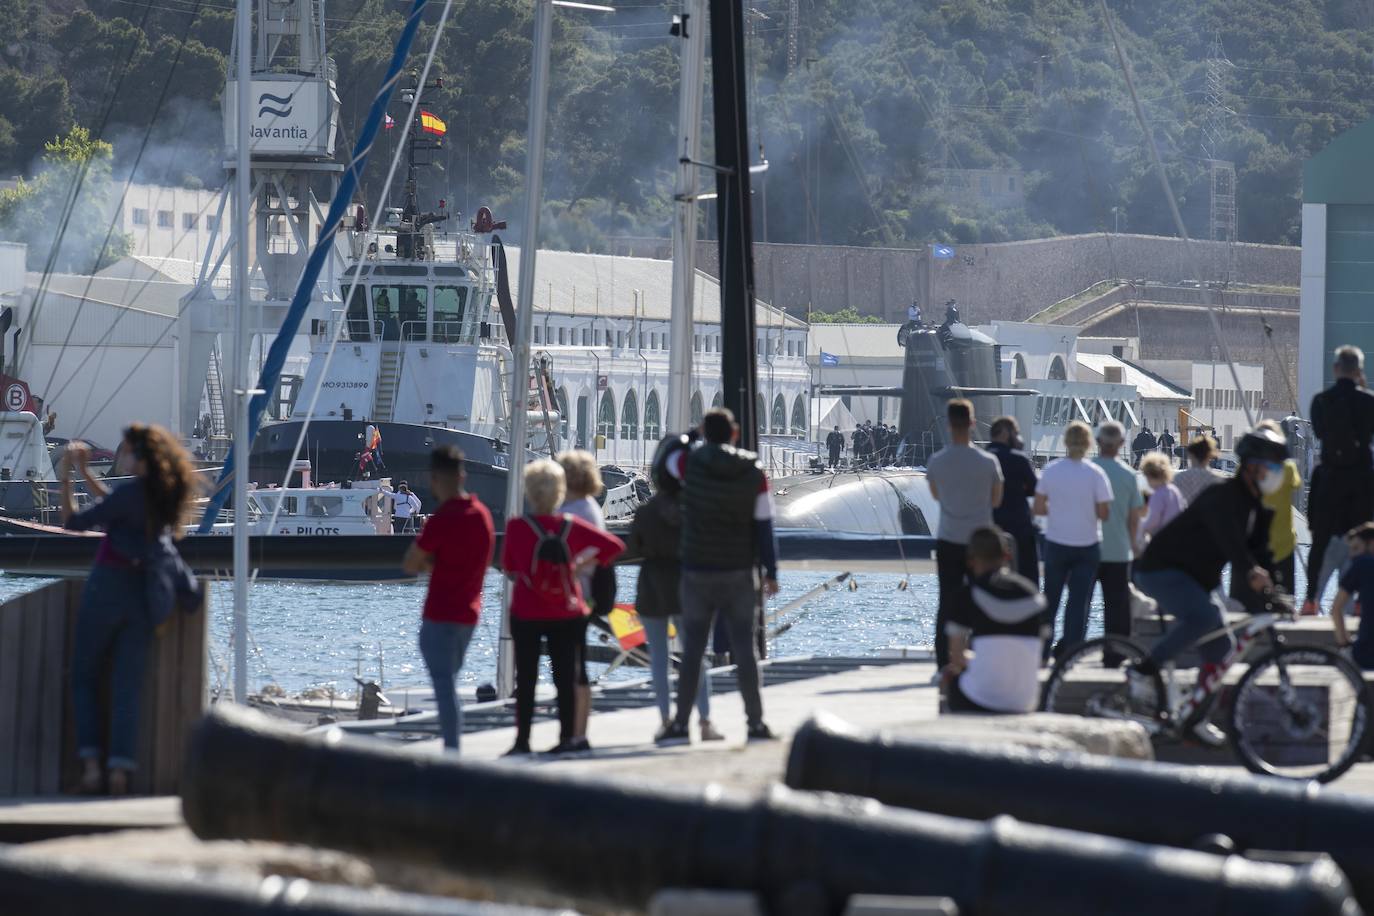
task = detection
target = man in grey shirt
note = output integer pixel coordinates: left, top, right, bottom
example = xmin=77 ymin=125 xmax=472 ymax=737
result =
xmin=927 ymin=398 xmax=1004 ymax=670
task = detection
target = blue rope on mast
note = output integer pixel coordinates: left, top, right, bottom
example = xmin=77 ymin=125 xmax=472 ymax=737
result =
xmin=198 ymin=0 xmax=430 ymax=533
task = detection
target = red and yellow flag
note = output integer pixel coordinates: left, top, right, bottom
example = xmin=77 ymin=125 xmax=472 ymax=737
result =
xmin=420 ymin=111 xmax=447 ymax=136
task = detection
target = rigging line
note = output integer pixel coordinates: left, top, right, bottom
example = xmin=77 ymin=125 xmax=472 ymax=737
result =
xmin=1097 ymin=0 xmax=1253 ymax=430
xmin=15 ymin=0 xmax=161 ymax=381
xmin=261 ymin=0 xmax=457 ymax=539
xmin=38 ymin=0 xmax=208 ymax=407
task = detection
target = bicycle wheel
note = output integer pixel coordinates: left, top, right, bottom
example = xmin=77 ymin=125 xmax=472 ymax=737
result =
xmin=1228 ymin=645 xmax=1372 ymax=783
xmin=1041 ymin=636 xmax=1166 ymax=727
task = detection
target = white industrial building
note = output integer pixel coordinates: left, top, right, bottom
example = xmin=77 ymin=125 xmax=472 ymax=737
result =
xmin=113 ymin=183 xmax=224 ymax=261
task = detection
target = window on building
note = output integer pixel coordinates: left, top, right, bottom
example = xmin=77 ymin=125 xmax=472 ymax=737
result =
xmin=533 ymin=326 xmax=542 ymax=344
xmin=694 ymin=334 xmax=701 ymax=352
xmin=597 ymin=390 xmax=617 ymax=441
xmin=715 ymin=335 xmax=720 ymax=350
xmin=644 ymin=390 xmax=661 ymax=440
xmin=621 ymin=389 xmax=639 ymax=441
xmin=206 ymin=214 xmax=220 ymax=230
xmin=558 ymin=327 xmax=566 ymax=345
xmin=616 ymin=331 xmax=625 ymax=349
xmin=132 ymin=208 xmax=149 ymax=226
xmin=183 ymin=213 xmax=198 ymax=230
xmin=980 ymin=175 xmax=993 ymax=196
xmin=157 ymin=210 xmax=173 ymax=228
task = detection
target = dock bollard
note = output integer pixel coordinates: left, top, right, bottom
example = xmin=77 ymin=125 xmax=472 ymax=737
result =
xmin=182 ymin=705 xmax=1358 ymax=916
xmin=785 ymin=712 xmax=1374 ymax=911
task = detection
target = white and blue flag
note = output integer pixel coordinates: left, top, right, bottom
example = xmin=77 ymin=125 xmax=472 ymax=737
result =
xmin=820 ymin=351 xmax=841 ymax=367
xmin=932 ymin=244 xmax=956 ymax=259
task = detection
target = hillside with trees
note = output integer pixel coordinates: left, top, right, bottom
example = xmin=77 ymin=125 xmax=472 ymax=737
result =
xmin=0 ymin=0 xmax=1367 ymax=262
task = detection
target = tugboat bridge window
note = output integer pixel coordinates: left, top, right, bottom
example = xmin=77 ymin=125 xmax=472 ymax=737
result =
xmin=597 ymin=390 xmax=617 ymax=441
xmin=432 ymin=286 xmax=469 ymax=343
xmin=621 ymin=389 xmax=639 ymax=441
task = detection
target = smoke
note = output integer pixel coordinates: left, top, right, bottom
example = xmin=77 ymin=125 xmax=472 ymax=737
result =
xmin=106 ymin=96 xmax=225 ymax=190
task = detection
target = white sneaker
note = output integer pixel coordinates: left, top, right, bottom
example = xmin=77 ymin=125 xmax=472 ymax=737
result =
xmin=699 ymin=720 xmax=725 ymax=742
xmin=1190 ymin=720 xmax=1228 ymax=748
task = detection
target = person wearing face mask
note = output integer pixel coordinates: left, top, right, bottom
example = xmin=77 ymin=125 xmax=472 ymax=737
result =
xmin=1127 ymin=426 xmax=1288 ymax=745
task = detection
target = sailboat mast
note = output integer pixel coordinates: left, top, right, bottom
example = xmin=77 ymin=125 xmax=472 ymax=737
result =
xmin=709 ymin=0 xmax=760 ymax=450
xmin=497 ymin=0 xmax=555 ymax=698
xmin=666 ymin=0 xmax=707 ymax=434
xmin=231 ymin=0 xmax=252 ymax=704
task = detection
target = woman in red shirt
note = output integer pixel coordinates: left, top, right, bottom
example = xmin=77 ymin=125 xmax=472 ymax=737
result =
xmin=501 ymin=459 xmax=623 ymax=755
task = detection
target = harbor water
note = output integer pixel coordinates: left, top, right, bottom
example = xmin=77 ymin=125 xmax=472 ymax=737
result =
xmin=0 ymin=559 xmax=1328 ymax=698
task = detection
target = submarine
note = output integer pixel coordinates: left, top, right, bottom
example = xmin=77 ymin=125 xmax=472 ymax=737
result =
xmin=771 ymin=303 xmax=1034 ymax=549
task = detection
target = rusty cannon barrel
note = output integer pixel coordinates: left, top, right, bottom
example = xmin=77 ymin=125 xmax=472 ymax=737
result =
xmin=0 ymin=846 xmax=561 ymax=915
xmin=785 ymin=713 xmax=1374 ymax=910
xmin=183 ymin=705 xmax=1358 ymax=916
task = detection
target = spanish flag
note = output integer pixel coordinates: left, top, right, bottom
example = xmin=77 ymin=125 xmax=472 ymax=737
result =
xmin=420 ymin=111 xmax=447 ymax=136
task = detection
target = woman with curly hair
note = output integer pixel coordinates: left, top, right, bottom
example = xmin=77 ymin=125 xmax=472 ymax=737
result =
xmin=59 ymin=423 xmax=200 ymax=794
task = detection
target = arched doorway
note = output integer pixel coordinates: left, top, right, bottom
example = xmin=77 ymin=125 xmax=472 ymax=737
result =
xmin=556 ymin=387 xmax=570 ymax=444
xmin=771 ymin=394 xmax=787 ymax=434
xmin=597 ymin=389 xmax=616 ymax=441
xmin=791 ymin=395 xmax=806 ymax=435
xmin=620 ymin=389 xmax=639 ymax=441
xmin=1014 ymin=353 xmax=1028 ymax=380
xmin=690 ymin=391 xmax=705 ymax=427
xmin=1048 ymin=355 xmax=1067 ymax=381
xmin=644 ymin=390 xmax=661 ymax=440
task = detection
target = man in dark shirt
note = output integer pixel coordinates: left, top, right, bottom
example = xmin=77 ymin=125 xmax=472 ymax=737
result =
xmin=825 ymin=426 xmax=845 ymax=469
xmin=1303 ymin=345 xmax=1374 ymax=613
xmin=1158 ymin=427 xmax=1176 ymax=466
xmin=987 ymin=416 xmax=1039 ymax=587
xmin=1130 ymin=427 xmax=1286 ymax=744
xmin=1131 ymin=425 xmax=1157 ymax=468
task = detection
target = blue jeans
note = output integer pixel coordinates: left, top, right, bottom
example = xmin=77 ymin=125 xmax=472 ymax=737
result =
xmin=72 ymin=565 xmax=152 ymax=770
xmin=1043 ymin=540 xmax=1100 ymax=657
xmin=642 ymin=615 xmax=710 ymax=722
xmin=1135 ymin=568 xmax=1233 ymax=667
xmin=419 ymin=620 xmax=476 ymax=750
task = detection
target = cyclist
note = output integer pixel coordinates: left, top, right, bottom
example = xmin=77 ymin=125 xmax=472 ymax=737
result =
xmin=1128 ymin=426 xmax=1289 ymax=743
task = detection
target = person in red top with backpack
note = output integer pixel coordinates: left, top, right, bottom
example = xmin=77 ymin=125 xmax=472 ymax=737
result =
xmin=403 ymin=446 xmax=494 ymax=752
xmin=501 ymin=458 xmax=624 ymax=756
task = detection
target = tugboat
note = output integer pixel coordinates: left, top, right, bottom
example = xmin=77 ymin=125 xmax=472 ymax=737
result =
xmin=247 ymin=88 xmax=542 ymax=517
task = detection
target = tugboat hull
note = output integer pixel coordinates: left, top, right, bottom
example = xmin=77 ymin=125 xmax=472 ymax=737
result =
xmin=249 ymin=421 xmax=509 ymax=519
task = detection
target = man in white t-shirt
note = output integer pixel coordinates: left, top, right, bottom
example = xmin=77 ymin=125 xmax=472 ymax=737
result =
xmin=1034 ymin=421 xmax=1113 ymax=660
xmin=392 ymin=481 xmax=422 ymax=533
xmin=926 ymin=398 xmax=1004 ymax=672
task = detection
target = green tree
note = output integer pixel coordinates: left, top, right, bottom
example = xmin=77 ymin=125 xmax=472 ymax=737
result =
xmin=0 ymin=125 xmax=132 ymax=273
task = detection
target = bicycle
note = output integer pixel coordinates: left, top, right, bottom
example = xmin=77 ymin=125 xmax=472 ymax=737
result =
xmin=1041 ymin=592 xmax=1373 ymax=783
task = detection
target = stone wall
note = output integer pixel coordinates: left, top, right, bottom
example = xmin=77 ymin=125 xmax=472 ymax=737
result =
xmin=694 ymin=234 xmax=1300 ymax=324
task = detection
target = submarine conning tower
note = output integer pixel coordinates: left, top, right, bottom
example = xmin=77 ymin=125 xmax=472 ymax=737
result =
xmin=897 ymin=302 xmax=1004 ymax=464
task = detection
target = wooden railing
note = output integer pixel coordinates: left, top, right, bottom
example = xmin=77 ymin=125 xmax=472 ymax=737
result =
xmin=0 ymin=579 xmax=205 ymax=797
